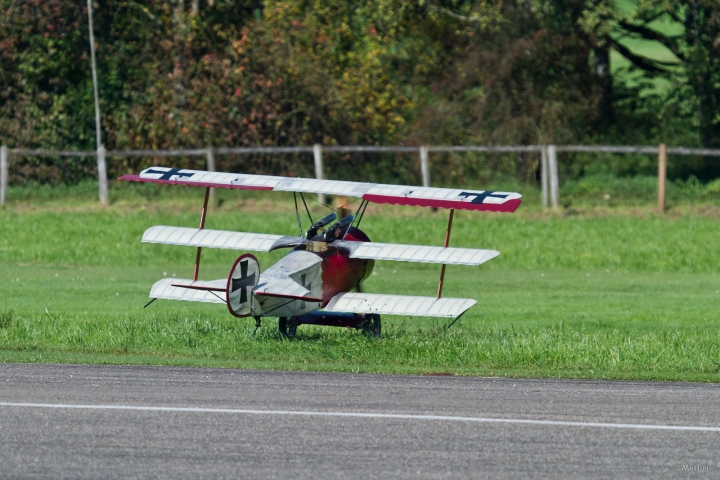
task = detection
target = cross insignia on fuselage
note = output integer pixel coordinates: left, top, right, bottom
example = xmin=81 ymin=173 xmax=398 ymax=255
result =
xmin=231 ymin=260 xmax=256 ymax=304
xmin=145 ymin=168 xmax=195 ymax=181
xmin=299 ymin=273 xmax=311 ymax=309
xmin=457 ymin=191 xmax=509 ymax=204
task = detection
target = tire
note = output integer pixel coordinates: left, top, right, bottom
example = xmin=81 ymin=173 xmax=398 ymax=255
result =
xmin=361 ymin=314 xmax=381 ymax=338
xmin=278 ymin=317 xmax=298 ymax=338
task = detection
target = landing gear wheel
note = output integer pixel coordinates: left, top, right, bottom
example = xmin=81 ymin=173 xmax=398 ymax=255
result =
xmin=278 ymin=317 xmax=297 ymax=338
xmin=361 ymin=314 xmax=381 ymax=338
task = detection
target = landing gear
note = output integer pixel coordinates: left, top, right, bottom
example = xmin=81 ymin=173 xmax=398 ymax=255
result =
xmin=360 ymin=314 xmax=381 ymax=337
xmin=277 ymin=312 xmax=381 ymax=338
xmin=278 ymin=317 xmax=298 ymax=338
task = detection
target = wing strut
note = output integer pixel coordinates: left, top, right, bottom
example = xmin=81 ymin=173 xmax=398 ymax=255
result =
xmin=300 ymin=192 xmax=314 ymax=224
xmin=436 ymin=208 xmax=454 ymax=299
xmin=293 ymin=192 xmax=303 ymax=237
xmin=343 ymin=199 xmax=368 ymax=240
xmin=356 ymin=200 xmax=369 ymax=228
xmin=193 ymin=187 xmax=211 ymax=281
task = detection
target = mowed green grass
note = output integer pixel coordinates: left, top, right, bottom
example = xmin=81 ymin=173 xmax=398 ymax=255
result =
xmin=1 ymin=189 xmax=719 ymax=380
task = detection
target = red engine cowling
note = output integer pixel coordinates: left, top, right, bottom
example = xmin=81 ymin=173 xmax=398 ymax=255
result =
xmin=319 ymin=226 xmax=374 ymax=301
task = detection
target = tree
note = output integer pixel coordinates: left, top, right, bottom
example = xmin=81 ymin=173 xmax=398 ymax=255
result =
xmin=583 ymin=0 xmax=720 ymax=148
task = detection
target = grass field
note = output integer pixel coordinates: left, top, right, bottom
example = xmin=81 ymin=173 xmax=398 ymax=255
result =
xmin=1 ymin=186 xmax=719 ymax=381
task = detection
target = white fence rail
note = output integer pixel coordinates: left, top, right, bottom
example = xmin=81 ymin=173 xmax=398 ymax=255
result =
xmin=2 ymin=144 xmax=720 ymax=211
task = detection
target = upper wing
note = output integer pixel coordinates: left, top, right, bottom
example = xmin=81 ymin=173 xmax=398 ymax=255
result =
xmin=142 ymin=226 xmax=304 ymax=252
xmin=119 ymin=167 xmax=521 ymax=213
xmin=324 ymin=292 xmax=476 ymax=319
xmin=338 ymin=241 xmax=498 ymax=266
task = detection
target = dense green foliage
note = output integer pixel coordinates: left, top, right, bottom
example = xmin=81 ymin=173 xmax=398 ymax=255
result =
xmin=1 ymin=199 xmax=719 ymax=380
xmin=1 ymin=0 xmax=718 ymax=184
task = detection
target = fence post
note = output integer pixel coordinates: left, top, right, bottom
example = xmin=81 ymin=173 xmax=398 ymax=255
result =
xmin=313 ymin=144 xmax=325 ymax=205
xmin=658 ymin=143 xmax=667 ymax=213
xmin=547 ymin=144 xmax=559 ymax=211
xmin=541 ymin=145 xmax=549 ymax=210
xmin=1 ymin=145 xmax=7 ymax=206
xmin=206 ymin=147 xmax=216 ymax=204
xmin=97 ymin=144 xmax=108 ymax=205
xmin=420 ymin=145 xmax=431 ymax=188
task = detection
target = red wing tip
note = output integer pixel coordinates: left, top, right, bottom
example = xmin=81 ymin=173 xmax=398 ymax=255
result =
xmin=487 ymin=198 xmax=522 ymax=213
xmin=117 ymin=174 xmax=141 ymax=181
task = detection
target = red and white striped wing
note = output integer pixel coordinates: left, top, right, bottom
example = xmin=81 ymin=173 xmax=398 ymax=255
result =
xmin=119 ymin=167 xmax=521 ymax=212
xmin=362 ymin=185 xmax=521 ymax=213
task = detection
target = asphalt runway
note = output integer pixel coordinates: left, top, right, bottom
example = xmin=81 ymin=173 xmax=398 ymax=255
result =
xmin=0 ymin=364 xmax=718 ymax=479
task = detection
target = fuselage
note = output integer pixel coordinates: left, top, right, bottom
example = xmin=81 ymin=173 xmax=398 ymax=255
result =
xmin=251 ymin=226 xmax=374 ymax=318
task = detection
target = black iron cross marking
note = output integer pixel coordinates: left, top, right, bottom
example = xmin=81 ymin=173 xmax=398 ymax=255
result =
xmin=457 ymin=191 xmax=509 ymax=204
xmin=231 ymin=260 xmax=256 ymax=304
xmin=145 ymin=168 xmax=195 ymax=180
xmin=300 ymin=273 xmax=311 ymax=291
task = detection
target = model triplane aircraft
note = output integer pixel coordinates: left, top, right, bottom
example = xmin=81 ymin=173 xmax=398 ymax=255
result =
xmin=119 ymin=167 xmax=521 ymax=337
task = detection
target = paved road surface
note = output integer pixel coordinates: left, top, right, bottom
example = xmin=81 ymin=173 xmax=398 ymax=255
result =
xmin=0 ymin=363 xmax=718 ymax=478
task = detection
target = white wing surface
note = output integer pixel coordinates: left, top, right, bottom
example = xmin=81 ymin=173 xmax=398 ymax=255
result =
xmin=253 ymin=276 xmax=318 ymax=300
xmin=149 ymin=278 xmax=226 ymax=303
xmin=324 ymin=293 xmax=476 ymax=319
xmin=119 ymin=167 xmax=521 ymax=213
xmin=343 ymin=242 xmax=499 ymax=266
xmin=142 ymin=226 xmax=303 ymax=251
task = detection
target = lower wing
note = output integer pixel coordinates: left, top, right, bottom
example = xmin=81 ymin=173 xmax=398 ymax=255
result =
xmin=324 ymin=292 xmax=476 ymax=319
xmin=149 ymin=278 xmax=227 ymax=303
xmin=148 ymin=277 xmax=322 ymax=303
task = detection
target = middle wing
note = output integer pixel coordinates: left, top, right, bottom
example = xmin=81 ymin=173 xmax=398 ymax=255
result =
xmin=142 ymin=226 xmax=304 ymax=251
xmin=338 ymin=241 xmax=498 ymax=266
xmin=142 ymin=226 xmax=499 ymax=266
